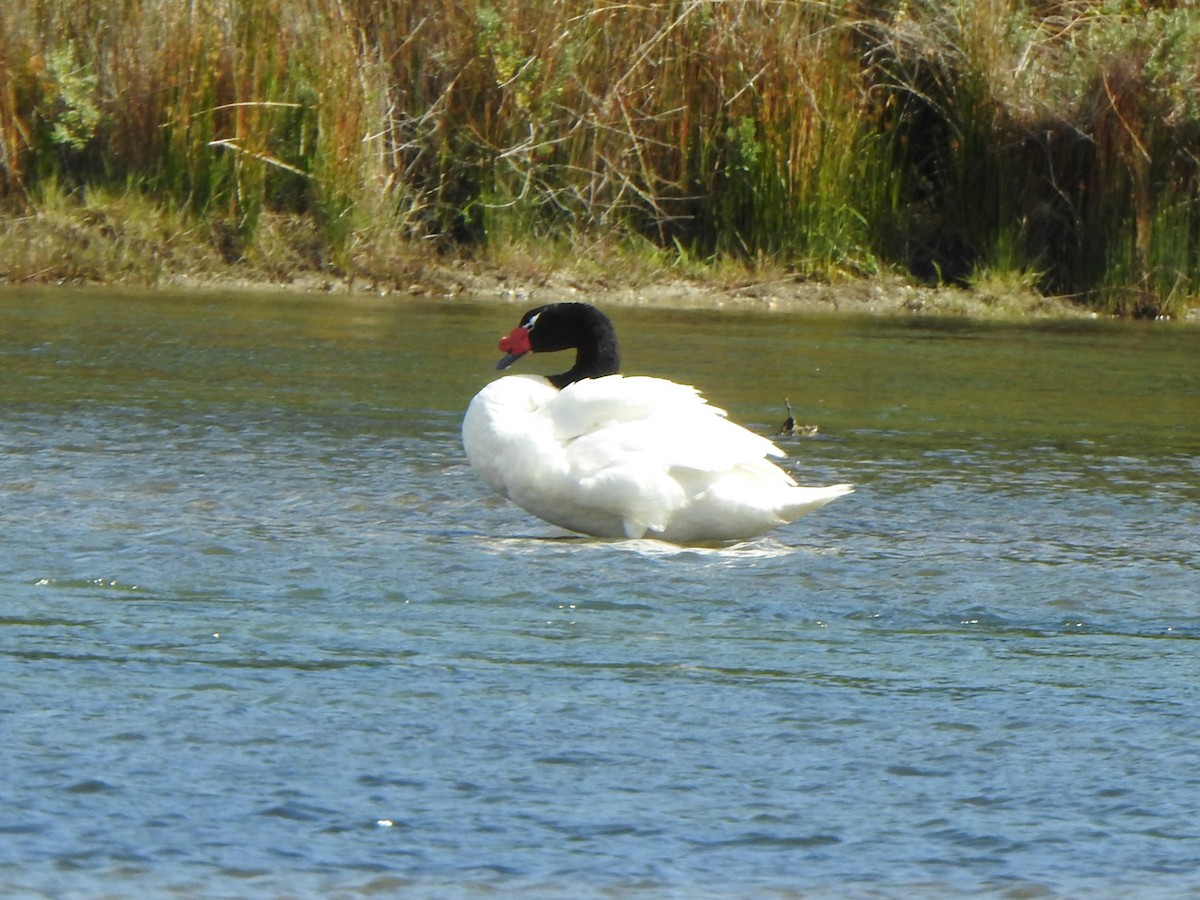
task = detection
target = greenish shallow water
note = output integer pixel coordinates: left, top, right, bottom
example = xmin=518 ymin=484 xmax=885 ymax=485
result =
xmin=1 ymin=286 xmax=1198 ymax=897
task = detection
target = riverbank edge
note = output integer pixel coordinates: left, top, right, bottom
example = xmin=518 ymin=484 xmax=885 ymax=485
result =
xmin=2 ymin=206 xmax=1194 ymax=320
xmin=0 ymin=240 xmax=1106 ymax=321
xmin=0 ymin=259 xmax=1127 ymax=320
xmin=232 ymin=262 xmax=1097 ymax=320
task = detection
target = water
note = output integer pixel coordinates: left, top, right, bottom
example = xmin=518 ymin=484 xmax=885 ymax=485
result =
xmin=2 ymin=286 xmax=1198 ymax=897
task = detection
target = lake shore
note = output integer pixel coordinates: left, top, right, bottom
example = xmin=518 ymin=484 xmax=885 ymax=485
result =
xmin=0 ymin=249 xmax=1135 ymax=321
xmin=128 ymin=264 xmax=1069 ymax=320
xmin=380 ymin=264 xmax=1098 ymax=319
xmin=1 ymin=204 xmax=1190 ymax=320
xmin=153 ymin=256 xmax=1140 ymax=321
xmin=146 ymin=256 xmax=1099 ymax=320
xmin=5 ymin=3 xmax=1199 ymax=319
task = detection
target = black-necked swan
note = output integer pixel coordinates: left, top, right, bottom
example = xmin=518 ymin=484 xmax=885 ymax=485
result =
xmin=461 ymin=302 xmax=852 ymax=543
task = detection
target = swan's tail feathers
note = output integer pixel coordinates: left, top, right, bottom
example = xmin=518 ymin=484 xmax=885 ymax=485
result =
xmin=780 ymin=483 xmax=854 ymax=522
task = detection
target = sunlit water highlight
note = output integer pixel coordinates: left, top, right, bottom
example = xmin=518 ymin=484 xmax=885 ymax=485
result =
xmin=2 ymin=287 xmax=1198 ymax=897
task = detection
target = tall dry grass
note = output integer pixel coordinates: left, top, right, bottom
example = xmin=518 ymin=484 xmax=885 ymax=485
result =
xmin=861 ymin=0 xmax=1200 ymax=315
xmin=1 ymin=0 xmax=1198 ymax=313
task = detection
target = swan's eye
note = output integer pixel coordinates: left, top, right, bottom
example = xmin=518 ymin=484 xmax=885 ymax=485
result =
xmin=524 ymin=312 xmax=541 ymax=331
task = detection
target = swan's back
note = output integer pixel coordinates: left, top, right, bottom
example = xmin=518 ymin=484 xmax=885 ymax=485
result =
xmin=463 ymin=373 xmax=851 ymax=542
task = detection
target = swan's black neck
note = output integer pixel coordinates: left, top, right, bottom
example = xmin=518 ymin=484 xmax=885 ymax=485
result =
xmin=525 ymin=303 xmax=621 ymax=388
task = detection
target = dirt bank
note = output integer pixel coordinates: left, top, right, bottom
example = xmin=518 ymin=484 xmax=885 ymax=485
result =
xmin=159 ymin=258 xmax=1099 ymax=320
xmin=5 ymin=202 xmax=1192 ymax=319
xmin=444 ymin=266 xmax=1094 ymax=318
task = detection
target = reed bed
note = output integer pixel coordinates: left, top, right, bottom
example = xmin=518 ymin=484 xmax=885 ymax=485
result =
xmin=1 ymin=0 xmax=1198 ymax=314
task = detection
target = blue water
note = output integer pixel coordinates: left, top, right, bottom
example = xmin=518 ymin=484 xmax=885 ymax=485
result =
xmin=2 ymin=288 xmax=1198 ymax=897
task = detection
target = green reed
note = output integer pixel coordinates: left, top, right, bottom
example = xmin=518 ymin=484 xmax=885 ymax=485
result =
xmin=1 ymin=0 xmax=1198 ymax=313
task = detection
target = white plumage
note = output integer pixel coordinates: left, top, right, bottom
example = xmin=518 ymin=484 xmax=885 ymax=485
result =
xmin=463 ymin=360 xmax=852 ymax=543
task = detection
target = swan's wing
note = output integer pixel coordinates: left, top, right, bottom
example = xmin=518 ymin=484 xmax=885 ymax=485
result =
xmin=548 ymin=376 xmax=801 ymax=535
xmin=550 ymin=375 xmax=787 ymax=472
xmin=545 ymin=375 xmax=705 ymax=440
xmin=464 ymin=373 xmax=849 ymax=541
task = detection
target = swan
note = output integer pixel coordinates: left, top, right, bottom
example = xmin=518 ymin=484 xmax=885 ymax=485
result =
xmin=461 ymin=302 xmax=852 ymax=543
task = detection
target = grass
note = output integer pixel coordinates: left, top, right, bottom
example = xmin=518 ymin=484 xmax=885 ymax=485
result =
xmin=2 ymin=0 xmax=1199 ymax=316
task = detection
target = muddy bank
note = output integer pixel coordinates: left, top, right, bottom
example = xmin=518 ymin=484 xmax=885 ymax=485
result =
xmin=3 ymin=202 xmax=1190 ymax=319
xmin=446 ymin=266 xmax=1094 ymax=319
xmin=161 ymin=260 xmax=1098 ymax=320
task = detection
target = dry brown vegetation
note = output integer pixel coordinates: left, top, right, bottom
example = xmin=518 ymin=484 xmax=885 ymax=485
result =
xmin=2 ymin=1 xmax=1198 ymax=316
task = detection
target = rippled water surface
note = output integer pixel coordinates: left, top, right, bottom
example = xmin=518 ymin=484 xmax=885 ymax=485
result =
xmin=2 ymin=287 xmax=1198 ymax=897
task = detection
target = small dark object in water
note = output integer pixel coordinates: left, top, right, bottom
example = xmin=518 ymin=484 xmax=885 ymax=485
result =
xmin=777 ymin=399 xmax=819 ymax=437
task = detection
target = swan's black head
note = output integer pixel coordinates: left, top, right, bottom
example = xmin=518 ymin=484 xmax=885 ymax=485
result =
xmin=495 ymin=302 xmax=621 ymax=388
